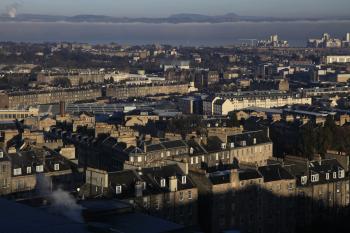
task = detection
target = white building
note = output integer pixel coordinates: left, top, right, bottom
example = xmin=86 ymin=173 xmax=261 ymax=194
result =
xmin=325 ymin=56 xmax=350 ymax=64
xmin=203 ymin=92 xmax=312 ymax=116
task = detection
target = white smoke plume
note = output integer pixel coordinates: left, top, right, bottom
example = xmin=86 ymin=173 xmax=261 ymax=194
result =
xmin=36 ymin=174 xmax=84 ymax=223
xmin=50 ymin=188 xmax=84 ymax=223
xmin=6 ymin=2 xmax=21 ymax=18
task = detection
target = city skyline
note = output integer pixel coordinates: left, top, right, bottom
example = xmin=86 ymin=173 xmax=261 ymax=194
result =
xmin=1 ymin=0 xmax=350 ymax=18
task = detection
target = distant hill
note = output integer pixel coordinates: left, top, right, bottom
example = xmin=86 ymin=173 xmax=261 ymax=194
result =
xmin=0 ymin=13 xmax=349 ymax=23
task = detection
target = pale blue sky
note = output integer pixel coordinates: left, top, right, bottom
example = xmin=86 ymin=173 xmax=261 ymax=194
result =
xmin=1 ymin=0 xmax=349 ymax=18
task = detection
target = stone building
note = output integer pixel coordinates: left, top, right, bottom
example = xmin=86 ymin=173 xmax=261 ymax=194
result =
xmin=203 ymin=92 xmax=312 ymax=116
xmin=72 ymin=112 xmax=96 ymax=132
xmin=194 ymin=71 xmax=220 ymax=89
xmin=0 ymin=86 xmax=101 ymax=109
xmin=0 ymin=147 xmax=74 ymax=195
xmin=190 ymin=164 xmax=296 ymax=233
xmin=106 ymin=83 xmax=192 ymax=99
xmin=83 ymin=164 xmax=198 ymax=227
xmin=124 ymin=110 xmax=160 ymax=127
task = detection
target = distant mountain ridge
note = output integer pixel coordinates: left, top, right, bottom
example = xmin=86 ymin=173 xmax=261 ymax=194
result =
xmin=0 ymin=12 xmax=349 ymax=23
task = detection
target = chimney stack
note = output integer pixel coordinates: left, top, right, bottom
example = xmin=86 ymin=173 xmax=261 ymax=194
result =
xmin=169 ymin=176 xmax=178 ymax=192
xmin=60 ymin=101 xmax=66 ymax=117
xmin=135 ymin=181 xmax=143 ymax=197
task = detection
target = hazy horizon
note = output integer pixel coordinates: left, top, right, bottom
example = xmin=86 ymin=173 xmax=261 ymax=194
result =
xmin=0 ymin=20 xmax=349 ymax=47
xmin=1 ymin=0 xmax=350 ymax=18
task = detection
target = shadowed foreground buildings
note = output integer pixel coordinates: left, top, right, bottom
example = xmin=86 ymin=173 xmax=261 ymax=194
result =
xmin=190 ymin=158 xmax=349 ymax=233
xmin=82 ymin=164 xmax=198 ymax=227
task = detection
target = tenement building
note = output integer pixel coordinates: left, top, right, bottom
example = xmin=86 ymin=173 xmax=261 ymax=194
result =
xmin=190 ymin=164 xmax=296 ymax=233
xmin=0 ymin=146 xmax=74 ymax=195
xmin=105 ymin=83 xmax=194 ymax=99
xmin=0 ymin=86 xmax=101 ymax=109
xmin=203 ymin=91 xmax=312 ymax=115
xmin=83 ymin=164 xmax=198 ymax=226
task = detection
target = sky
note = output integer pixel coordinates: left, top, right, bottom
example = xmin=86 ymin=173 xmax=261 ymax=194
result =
xmin=1 ymin=0 xmax=350 ymax=18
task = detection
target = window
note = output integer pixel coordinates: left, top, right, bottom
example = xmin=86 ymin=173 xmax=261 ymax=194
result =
xmin=190 ymin=157 xmax=194 ymax=164
xmin=160 ymin=178 xmax=166 ymax=187
xmin=143 ymin=197 xmax=148 ymax=208
xmin=54 ymin=164 xmax=60 ymax=171
xmin=301 ymin=176 xmax=307 ymax=185
xmin=326 ymin=173 xmax=330 ymax=180
xmin=188 ymin=190 xmax=192 ymax=200
xmin=155 ymin=200 xmax=160 ymax=210
xmin=166 ymin=151 xmax=170 ymax=157
xmin=137 ymin=156 xmax=142 ymax=162
xmin=195 ymin=157 xmax=199 ymax=164
xmin=182 ymin=176 xmax=187 ymax=184
xmin=288 ymin=183 xmax=294 ymax=190
xmin=215 ymin=153 xmax=219 ymax=160
xmin=336 ymin=182 xmax=341 ymax=193
xmin=26 ymin=167 xmax=31 ymax=174
xmin=311 ymin=174 xmax=319 ymax=182
xmin=14 ymin=168 xmax=22 ymax=176
xmin=338 ymin=170 xmax=345 ymax=178
xmin=333 ymin=172 xmax=337 ymax=179
xmin=116 ymin=185 xmax=122 ymax=194
xmin=36 ymin=165 xmax=44 ymax=172
xmin=1 ymin=178 xmax=7 ymax=188
xmin=179 ymin=191 xmax=184 ymax=201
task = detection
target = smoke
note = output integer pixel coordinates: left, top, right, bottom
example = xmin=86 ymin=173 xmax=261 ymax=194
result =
xmin=6 ymin=2 xmax=21 ymax=18
xmin=35 ymin=174 xmax=84 ymax=223
xmin=50 ymin=188 xmax=84 ymax=223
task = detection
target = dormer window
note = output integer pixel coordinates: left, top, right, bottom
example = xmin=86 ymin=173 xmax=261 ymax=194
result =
xmin=326 ymin=173 xmax=329 ymax=180
xmin=333 ymin=172 xmax=337 ymax=179
xmin=301 ymin=176 xmax=308 ymax=185
xmin=143 ymin=182 xmax=147 ymax=190
xmin=26 ymin=167 xmax=31 ymax=174
xmin=0 ymin=151 xmax=3 ymax=158
xmin=182 ymin=176 xmax=187 ymax=184
xmin=338 ymin=169 xmax=345 ymax=178
xmin=36 ymin=165 xmax=44 ymax=173
xmin=160 ymin=178 xmax=166 ymax=187
xmin=116 ymin=185 xmax=122 ymax=194
xmin=54 ymin=164 xmax=60 ymax=171
xmin=14 ymin=168 xmax=22 ymax=176
xmin=311 ymin=174 xmax=319 ymax=182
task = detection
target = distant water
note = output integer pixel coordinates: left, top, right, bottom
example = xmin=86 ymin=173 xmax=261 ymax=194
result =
xmin=0 ymin=21 xmax=350 ymax=47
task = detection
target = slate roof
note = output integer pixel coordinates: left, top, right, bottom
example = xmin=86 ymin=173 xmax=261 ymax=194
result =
xmin=239 ymin=168 xmax=262 ymax=181
xmin=258 ymin=164 xmax=294 ymax=182
xmin=108 ymin=164 xmax=195 ymax=199
xmin=227 ymin=130 xmax=271 ymax=147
